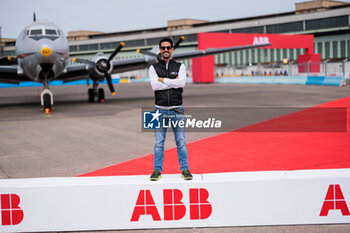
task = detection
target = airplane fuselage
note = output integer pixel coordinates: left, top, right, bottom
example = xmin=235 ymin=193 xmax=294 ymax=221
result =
xmin=16 ymin=20 xmax=69 ymax=82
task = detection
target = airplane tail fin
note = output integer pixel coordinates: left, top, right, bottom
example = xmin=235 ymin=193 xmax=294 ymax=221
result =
xmin=33 ymin=12 xmax=36 ymax=22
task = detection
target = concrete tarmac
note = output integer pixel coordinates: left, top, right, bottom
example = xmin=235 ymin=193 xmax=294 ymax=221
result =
xmin=0 ymin=82 xmax=349 ymax=232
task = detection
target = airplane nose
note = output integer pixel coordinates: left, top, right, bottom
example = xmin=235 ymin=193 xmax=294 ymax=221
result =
xmin=40 ymin=47 xmax=52 ymax=57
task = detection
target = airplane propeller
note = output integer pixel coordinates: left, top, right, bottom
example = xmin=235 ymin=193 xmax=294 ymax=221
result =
xmin=136 ymin=36 xmax=185 ymax=60
xmin=73 ymin=42 xmax=125 ymax=95
xmin=0 ymin=56 xmax=17 ymax=65
xmin=173 ymin=36 xmax=185 ymax=50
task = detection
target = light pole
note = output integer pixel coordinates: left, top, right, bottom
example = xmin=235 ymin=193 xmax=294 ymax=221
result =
xmin=342 ymin=59 xmax=347 ymax=86
xmin=0 ymin=26 xmax=3 ymax=57
xmin=324 ymin=59 xmax=329 ymax=77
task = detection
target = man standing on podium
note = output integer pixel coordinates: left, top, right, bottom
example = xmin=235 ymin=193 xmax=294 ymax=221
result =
xmin=148 ymin=37 xmax=193 ymax=181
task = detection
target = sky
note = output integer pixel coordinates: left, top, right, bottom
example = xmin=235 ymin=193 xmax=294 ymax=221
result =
xmin=0 ymin=0 xmax=340 ymax=39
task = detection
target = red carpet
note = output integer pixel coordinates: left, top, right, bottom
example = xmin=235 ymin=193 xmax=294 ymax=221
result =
xmin=80 ymin=96 xmax=350 ymax=176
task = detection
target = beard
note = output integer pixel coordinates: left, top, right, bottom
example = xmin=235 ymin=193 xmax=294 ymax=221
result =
xmin=163 ymin=52 xmax=170 ymax=57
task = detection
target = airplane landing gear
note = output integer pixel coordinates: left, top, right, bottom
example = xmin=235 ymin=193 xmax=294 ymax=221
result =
xmin=98 ymin=88 xmax=105 ymax=103
xmin=88 ymin=88 xmax=95 ymax=103
xmin=41 ymin=88 xmax=53 ymax=114
xmin=39 ymin=67 xmax=55 ymax=114
xmin=88 ymin=80 xmax=106 ymax=103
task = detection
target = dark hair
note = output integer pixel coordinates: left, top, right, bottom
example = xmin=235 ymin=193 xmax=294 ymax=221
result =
xmin=159 ymin=37 xmax=173 ymax=48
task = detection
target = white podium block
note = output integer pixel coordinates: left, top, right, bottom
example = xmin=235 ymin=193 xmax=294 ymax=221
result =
xmin=0 ymin=169 xmax=350 ymax=232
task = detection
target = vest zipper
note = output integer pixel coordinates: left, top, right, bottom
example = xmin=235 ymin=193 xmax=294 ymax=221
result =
xmin=166 ymin=62 xmax=170 ymax=106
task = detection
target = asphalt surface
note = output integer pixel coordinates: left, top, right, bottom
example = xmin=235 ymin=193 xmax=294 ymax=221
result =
xmin=0 ymin=82 xmax=349 ymax=232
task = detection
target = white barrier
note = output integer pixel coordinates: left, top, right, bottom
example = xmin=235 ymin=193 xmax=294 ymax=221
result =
xmin=0 ymin=169 xmax=350 ymax=232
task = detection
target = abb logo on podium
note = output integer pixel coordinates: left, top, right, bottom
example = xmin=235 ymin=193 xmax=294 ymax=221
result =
xmin=131 ymin=188 xmax=212 ymax=221
xmin=0 ymin=194 xmax=24 ymax=225
xmin=320 ymin=184 xmax=350 ymax=216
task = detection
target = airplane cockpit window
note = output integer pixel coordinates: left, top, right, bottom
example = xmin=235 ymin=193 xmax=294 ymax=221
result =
xmin=45 ymin=29 xmax=58 ymax=36
xmin=27 ymin=28 xmax=60 ymax=40
xmin=30 ymin=29 xmax=43 ymax=36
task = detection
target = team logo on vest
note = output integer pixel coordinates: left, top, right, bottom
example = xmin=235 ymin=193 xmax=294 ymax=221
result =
xmin=320 ymin=184 xmax=350 ymax=216
xmin=131 ymin=188 xmax=212 ymax=221
xmin=0 ymin=194 xmax=24 ymax=225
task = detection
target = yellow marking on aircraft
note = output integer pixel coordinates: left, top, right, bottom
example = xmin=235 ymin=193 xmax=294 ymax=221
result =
xmin=41 ymin=47 xmax=52 ymax=57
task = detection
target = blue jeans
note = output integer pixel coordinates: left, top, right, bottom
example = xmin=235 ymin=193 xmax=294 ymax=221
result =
xmin=153 ymin=106 xmax=189 ymax=172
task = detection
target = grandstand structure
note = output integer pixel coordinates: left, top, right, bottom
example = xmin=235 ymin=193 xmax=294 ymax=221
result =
xmin=1 ymin=0 xmax=350 ymax=76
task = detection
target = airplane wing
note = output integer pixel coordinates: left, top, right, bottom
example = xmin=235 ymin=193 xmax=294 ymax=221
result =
xmin=56 ymin=64 xmax=92 ymax=83
xmin=0 ymin=65 xmax=31 ymax=84
xmin=56 ymin=57 xmax=151 ymax=83
xmin=0 ymin=56 xmax=17 ymax=66
xmin=0 ymin=43 xmax=270 ymax=84
xmin=108 ymin=43 xmax=271 ymax=74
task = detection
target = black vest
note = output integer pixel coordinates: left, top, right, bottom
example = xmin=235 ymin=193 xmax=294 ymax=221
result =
xmin=153 ymin=59 xmax=183 ymax=106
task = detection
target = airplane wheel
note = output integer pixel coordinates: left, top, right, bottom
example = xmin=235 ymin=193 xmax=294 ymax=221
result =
xmin=43 ymin=93 xmax=51 ymax=110
xmin=88 ymin=88 xmax=95 ymax=103
xmin=98 ymin=88 xmax=105 ymax=103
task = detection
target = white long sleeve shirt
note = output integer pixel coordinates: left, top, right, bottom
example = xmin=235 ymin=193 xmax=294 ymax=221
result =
xmin=149 ymin=63 xmax=187 ymax=91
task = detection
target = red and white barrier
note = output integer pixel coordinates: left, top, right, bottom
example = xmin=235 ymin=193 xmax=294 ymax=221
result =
xmin=0 ymin=169 xmax=350 ymax=232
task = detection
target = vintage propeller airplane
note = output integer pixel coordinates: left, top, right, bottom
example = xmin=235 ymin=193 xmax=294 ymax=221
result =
xmin=0 ymin=17 xmax=270 ymax=113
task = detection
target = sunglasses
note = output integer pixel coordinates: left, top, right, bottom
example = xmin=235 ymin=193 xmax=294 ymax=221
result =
xmin=160 ymin=46 xmax=173 ymax=50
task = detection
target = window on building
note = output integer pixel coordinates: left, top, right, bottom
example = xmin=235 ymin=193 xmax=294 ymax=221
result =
xmin=270 ymin=49 xmax=275 ymax=62
xmin=283 ymin=49 xmax=287 ymax=59
xmin=305 ymin=15 xmax=348 ymax=31
xmin=234 ymin=51 xmax=238 ymax=65
xmin=245 ymin=50 xmax=249 ymax=64
xmin=266 ymin=21 xmax=303 ymax=34
xmin=325 ymin=41 xmax=330 ymax=59
xmin=214 ymin=54 xmax=219 ymax=64
xmin=186 ymin=34 xmax=198 ymax=42
xmin=290 ymin=49 xmax=293 ymax=60
xmin=69 ymin=45 xmax=78 ymax=52
xmin=231 ymin=26 xmax=264 ymax=34
xmin=276 ymin=49 xmax=281 ymax=62
xmin=79 ymin=44 xmax=98 ymax=51
xmin=214 ymin=30 xmax=230 ymax=33
xmin=296 ymin=48 xmax=301 ymax=59
xmin=4 ymin=50 xmax=15 ymax=56
xmin=101 ymin=42 xmax=118 ymax=50
xmin=340 ymin=40 xmax=345 ymax=58
xmin=264 ymin=49 xmax=268 ymax=62
xmin=146 ymin=37 xmax=162 ymax=46
xmin=332 ymin=41 xmax=338 ymax=58
xmin=317 ymin=42 xmax=322 ymax=57
xmin=124 ymin=39 xmax=145 ymax=47
xmin=251 ymin=49 xmax=256 ymax=63
xmin=257 ymin=49 xmax=261 ymax=63
xmin=240 ymin=51 xmax=243 ymax=65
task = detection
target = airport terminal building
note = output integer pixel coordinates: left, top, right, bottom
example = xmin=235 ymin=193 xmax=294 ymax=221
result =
xmin=2 ymin=0 xmax=350 ymax=74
